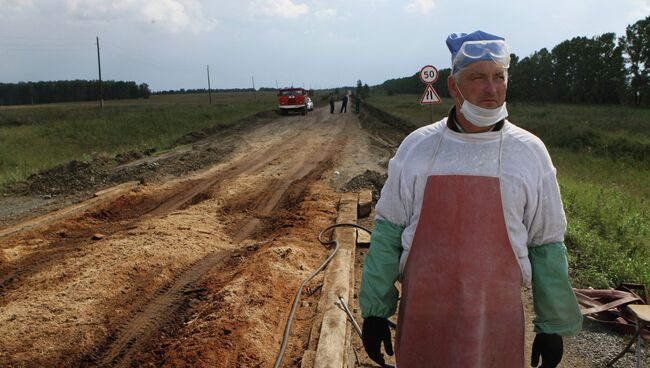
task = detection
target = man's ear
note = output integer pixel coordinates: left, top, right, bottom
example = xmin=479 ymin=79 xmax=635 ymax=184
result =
xmin=447 ymin=75 xmax=458 ymax=99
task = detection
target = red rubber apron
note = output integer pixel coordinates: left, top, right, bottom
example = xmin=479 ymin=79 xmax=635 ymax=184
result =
xmin=395 ymin=138 xmax=524 ymax=367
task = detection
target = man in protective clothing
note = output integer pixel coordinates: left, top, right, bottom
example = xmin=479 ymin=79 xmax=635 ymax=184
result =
xmin=359 ymin=31 xmax=583 ymax=368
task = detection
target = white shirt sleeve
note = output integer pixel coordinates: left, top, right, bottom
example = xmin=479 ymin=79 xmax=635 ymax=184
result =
xmin=526 ymin=167 xmax=567 ymax=247
xmin=375 ymin=138 xmax=413 ymax=228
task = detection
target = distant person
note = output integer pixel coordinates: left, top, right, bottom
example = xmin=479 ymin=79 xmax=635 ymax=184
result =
xmin=329 ymin=93 xmax=335 ymax=114
xmin=340 ymin=94 xmax=348 ymax=113
xmin=359 ymin=30 xmax=582 ymax=368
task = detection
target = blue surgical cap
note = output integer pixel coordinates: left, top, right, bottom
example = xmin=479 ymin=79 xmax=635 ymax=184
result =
xmin=446 ymin=31 xmax=509 ymax=74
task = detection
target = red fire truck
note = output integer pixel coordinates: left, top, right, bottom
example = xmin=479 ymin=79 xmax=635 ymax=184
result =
xmin=277 ymin=87 xmax=308 ymax=115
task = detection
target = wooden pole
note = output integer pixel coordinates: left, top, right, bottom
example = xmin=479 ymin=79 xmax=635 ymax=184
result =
xmin=96 ymin=36 xmax=103 ymax=108
xmin=252 ymin=76 xmax=257 ymax=102
xmin=207 ymin=65 xmax=212 ymax=104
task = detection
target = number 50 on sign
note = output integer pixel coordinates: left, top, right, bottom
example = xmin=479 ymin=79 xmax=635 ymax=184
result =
xmin=419 ymin=65 xmax=439 ymax=84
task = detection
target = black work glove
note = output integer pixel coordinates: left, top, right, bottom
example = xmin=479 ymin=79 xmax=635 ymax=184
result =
xmin=531 ymin=333 xmax=563 ymax=368
xmin=362 ymin=316 xmax=394 ymax=367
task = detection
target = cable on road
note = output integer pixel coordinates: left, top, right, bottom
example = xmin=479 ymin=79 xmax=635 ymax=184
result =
xmin=273 ymin=223 xmax=372 ymax=368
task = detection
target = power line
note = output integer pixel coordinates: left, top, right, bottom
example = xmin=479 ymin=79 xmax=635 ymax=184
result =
xmin=0 ymin=33 xmax=89 ymax=42
xmin=101 ymin=38 xmax=196 ymax=73
xmin=0 ymin=35 xmax=197 ymax=75
xmin=0 ymin=44 xmax=90 ymax=52
xmin=0 ymin=35 xmax=264 ymax=90
xmin=0 ymin=36 xmax=93 ymax=52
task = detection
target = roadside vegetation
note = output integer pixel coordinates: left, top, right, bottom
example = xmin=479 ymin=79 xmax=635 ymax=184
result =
xmin=0 ymin=92 xmax=276 ymax=187
xmin=365 ymin=94 xmax=650 ymax=289
xmin=0 ymin=80 xmax=151 ymax=105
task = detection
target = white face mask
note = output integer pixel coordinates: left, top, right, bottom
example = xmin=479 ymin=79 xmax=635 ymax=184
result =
xmin=456 ymin=88 xmax=508 ymax=127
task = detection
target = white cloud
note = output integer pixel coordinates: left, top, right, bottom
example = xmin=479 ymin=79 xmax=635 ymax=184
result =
xmin=315 ymin=8 xmax=336 ymax=20
xmin=628 ymin=0 xmax=650 ymax=21
xmin=249 ymin=0 xmax=309 ymax=19
xmin=0 ymin=0 xmax=33 ymax=10
xmin=141 ymin=0 xmax=215 ymax=34
xmin=405 ymin=0 xmax=435 ymax=14
xmin=65 ymin=0 xmax=216 ymax=34
xmin=66 ymin=0 xmax=115 ymax=20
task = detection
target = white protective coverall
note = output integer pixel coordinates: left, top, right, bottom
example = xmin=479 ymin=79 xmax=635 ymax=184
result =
xmin=359 ymin=116 xmax=582 ymax=366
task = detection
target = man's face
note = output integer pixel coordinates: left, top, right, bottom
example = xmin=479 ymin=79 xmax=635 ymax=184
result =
xmin=449 ymin=61 xmax=508 ymax=109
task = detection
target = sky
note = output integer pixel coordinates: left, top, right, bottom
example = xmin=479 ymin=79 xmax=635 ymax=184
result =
xmin=1 ymin=0 xmax=649 ymax=92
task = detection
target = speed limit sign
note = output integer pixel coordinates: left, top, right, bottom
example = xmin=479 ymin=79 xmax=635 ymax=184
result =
xmin=419 ymin=65 xmax=438 ymax=84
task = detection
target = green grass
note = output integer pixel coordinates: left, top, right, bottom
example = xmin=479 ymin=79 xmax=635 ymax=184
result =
xmin=366 ymin=94 xmax=650 ymax=289
xmin=0 ymin=92 xmax=277 ymax=186
xmin=562 ymin=177 xmax=649 ymax=288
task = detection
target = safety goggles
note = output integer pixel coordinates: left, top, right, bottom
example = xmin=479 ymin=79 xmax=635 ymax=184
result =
xmin=453 ymin=40 xmax=511 ymax=70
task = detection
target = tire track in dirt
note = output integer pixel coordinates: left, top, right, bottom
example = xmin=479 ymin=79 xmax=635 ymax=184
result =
xmin=0 ymin=129 xmax=305 ymax=298
xmin=86 ymin=114 xmax=348 ymax=367
xmin=93 ymin=250 xmax=231 ymax=367
xmin=0 ymin=214 xmax=144 ymax=300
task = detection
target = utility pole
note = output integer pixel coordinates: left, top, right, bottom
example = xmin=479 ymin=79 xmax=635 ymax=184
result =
xmin=96 ymin=36 xmax=104 ymax=108
xmin=252 ymin=76 xmax=257 ymax=102
xmin=207 ymin=65 xmax=212 ymax=104
xmin=275 ymin=80 xmax=278 ymax=89
xmin=96 ymin=36 xmax=103 ymax=108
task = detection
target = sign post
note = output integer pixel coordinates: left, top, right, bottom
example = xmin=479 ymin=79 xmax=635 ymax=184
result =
xmin=419 ymin=65 xmax=442 ymax=124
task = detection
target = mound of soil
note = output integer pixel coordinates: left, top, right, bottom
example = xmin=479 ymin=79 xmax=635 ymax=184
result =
xmin=175 ymin=131 xmax=207 ymax=146
xmin=115 ymin=151 xmax=142 ymax=164
xmin=342 ymin=169 xmax=387 ymax=201
xmin=10 ymin=159 xmax=112 ymax=196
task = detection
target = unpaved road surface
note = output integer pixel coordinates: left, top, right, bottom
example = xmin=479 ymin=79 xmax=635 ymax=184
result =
xmin=0 ymin=105 xmax=393 ymax=367
xmin=0 ymin=104 xmax=631 ymax=367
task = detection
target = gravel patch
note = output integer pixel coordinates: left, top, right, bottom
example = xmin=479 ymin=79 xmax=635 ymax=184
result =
xmin=342 ymin=170 xmax=387 ymax=201
xmin=566 ymin=318 xmax=649 ymax=367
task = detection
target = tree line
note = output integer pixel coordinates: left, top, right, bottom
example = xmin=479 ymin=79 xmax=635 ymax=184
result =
xmin=154 ymin=87 xmax=290 ymax=95
xmin=0 ymin=80 xmax=150 ymax=106
xmin=378 ymin=15 xmax=650 ymax=106
xmin=154 ymin=87 xmax=269 ymax=95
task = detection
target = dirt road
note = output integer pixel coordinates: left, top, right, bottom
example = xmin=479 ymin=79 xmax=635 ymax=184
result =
xmin=0 ymin=103 xmax=622 ymax=367
xmin=0 ymin=105 xmax=394 ymax=367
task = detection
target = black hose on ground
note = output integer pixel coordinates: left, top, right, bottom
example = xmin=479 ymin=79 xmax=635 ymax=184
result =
xmin=273 ymin=223 xmax=372 ymax=368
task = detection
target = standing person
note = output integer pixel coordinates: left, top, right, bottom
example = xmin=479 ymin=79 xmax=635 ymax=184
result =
xmin=340 ymin=94 xmax=348 ymax=113
xmin=329 ymin=93 xmax=335 ymax=114
xmin=359 ymin=30 xmax=582 ymax=368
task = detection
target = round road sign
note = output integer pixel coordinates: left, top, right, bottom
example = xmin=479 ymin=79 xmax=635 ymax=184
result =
xmin=419 ymin=65 xmax=439 ymax=84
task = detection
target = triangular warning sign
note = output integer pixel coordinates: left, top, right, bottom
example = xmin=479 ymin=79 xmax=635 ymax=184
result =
xmin=420 ymin=84 xmax=441 ymax=104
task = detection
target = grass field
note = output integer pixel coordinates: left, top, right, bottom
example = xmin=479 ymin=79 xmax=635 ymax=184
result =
xmin=365 ymin=94 xmax=650 ymax=289
xmin=0 ymin=92 xmax=277 ymax=187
